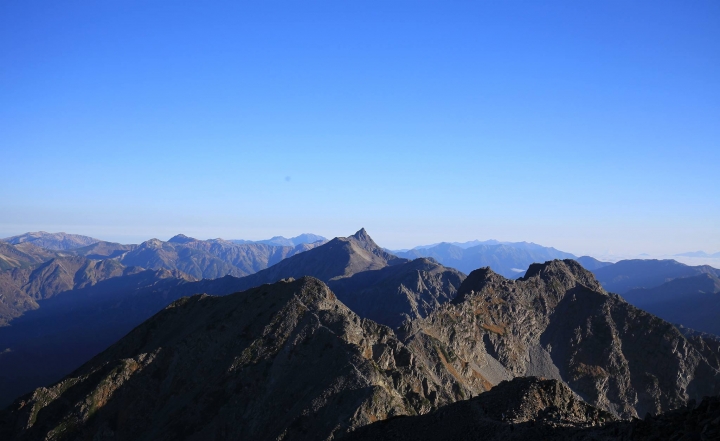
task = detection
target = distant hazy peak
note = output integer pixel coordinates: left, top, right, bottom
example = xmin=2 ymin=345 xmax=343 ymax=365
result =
xmin=168 ymin=234 xmax=196 ymax=244
xmin=3 ymin=231 xmax=101 ymax=251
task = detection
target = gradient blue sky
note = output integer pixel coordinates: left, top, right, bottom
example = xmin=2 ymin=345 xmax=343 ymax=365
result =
xmin=2 ymin=1 xmax=719 ymax=256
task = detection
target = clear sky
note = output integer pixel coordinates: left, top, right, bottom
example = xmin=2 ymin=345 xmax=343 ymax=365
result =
xmin=1 ymin=1 xmax=719 ymax=256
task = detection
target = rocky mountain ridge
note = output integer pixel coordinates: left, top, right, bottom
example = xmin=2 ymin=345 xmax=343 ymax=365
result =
xmin=2 ymin=269 xmax=719 ymax=440
xmin=400 ymin=260 xmax=720 ymax=419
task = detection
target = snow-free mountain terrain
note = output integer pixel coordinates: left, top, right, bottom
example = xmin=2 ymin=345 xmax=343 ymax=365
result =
xmin=392 ymin=241 xmax=575 ymax=278
xmin=2 ymin=260 xmax=719 ymax=440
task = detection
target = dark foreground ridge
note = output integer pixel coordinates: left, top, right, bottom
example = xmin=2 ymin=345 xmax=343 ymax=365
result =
xmin=346 ymin=376 xmax=720 ymax=440
xmin=0 ymin=277 xmax=453 ymax=441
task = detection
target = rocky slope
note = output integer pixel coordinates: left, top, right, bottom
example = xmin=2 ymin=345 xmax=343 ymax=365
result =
xmin=346 ymin=376 xmax=720 ymax=440
xmin=345 ymin=376 xmax=617 ymax=440
xmin=0 ymin=277 xmax=448 ymax=441
xmin=400 ymin=260 xmax=720 ymax=419
xmin=0 ymin=230 xmax=461 ymax=405
xmin=196 ymin=229 xmax=466 ymax=328
xmin=0 ymin=242 xmax=57 ymax=271
xmin=0 ymin=256 xmax=134 ymax=325
xmin=2 ymin=232 xmax=101 ymax=251
xmin=0 ymin=268 xmax=195 ymax=408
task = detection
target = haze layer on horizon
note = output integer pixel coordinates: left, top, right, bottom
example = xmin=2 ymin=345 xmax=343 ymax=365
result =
xmin=2 ymin=1 xmax=718 ymax=257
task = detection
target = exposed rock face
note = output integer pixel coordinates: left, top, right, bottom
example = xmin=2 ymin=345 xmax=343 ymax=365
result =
xmin=2 ymin=232 xmax=100 ymax=251
xmin=345 ymin=377 xmax=617 ymax=440
xmin=330 ymin=257 xmax=465 ymax=328
xmin=0 ymin=278 xmax=448 ymax=441
xmin=198 ymin=229 xmax=466 ymax=328
xmin=345 ymin=377 xmax=720 ymax=441
xmin=400 ymin=260 xmax=720 ymax=418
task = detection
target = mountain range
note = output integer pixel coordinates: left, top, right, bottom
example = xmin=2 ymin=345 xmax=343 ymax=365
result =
xmin=2 ymin=259 xmax=718 ymax=439
xmin=676 ymin=251 xmax=720 ymax=258
xmin=0 ymin=229 xmax=463 ymax=405
xmin=391 ymin=241 xmax=576 ymax=278
xmin=1 ymin=229 xmax=720 ymax=439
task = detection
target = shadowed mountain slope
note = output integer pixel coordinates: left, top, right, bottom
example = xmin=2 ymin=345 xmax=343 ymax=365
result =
xmin=0 ymin=268 xmax=194 ymax=408
xmin=0 ymin=256 xmax=134 ymax=325
xmin=592 ymin=259 xmax=720 ymax=294
xmin=0 ymin=230 xmax=463 ymax=405
xmin=346 ymin=377 xmax=720 ymax=441
xmin=2 ymin=232 xmax=100 ymax=251
xmin=0 ymin=278 xmax=450 ymax=441
xmin=400 ymin=260 xmax=720 ymax=419
xmin=189 ymin=229 xmax=465 ymax=327
xmin=394 ymin=242 xmax=575 ymax=278
xmin=622 ymin=273 xmax=720 ymax=336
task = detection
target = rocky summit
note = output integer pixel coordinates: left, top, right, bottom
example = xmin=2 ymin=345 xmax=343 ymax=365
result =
xmin=0 ymin=277 xmax=450 ymax=441
xmin=0 ymin=258 xmax=719 ymax=440
xmin=400 ymin=259 xmax=720 ymax=419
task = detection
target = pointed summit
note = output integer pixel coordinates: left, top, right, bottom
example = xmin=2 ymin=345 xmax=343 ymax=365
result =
xmin=168 ymin=234 xmax=196 ymax=244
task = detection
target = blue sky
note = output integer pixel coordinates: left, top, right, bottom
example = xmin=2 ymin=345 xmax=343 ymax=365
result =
xmin=2 ymin=1 xmax=718 ymax=256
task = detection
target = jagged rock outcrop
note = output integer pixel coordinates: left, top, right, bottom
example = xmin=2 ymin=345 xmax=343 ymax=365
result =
xmin=400 ymin=259 xmax=720 ymax=418
xmin=345 ymin=376 xmax=617 ymax=440
xmin=345 ymin=377 xmax=720 ymax=440
xmin=0 ymin=278 xmax=449 ymax=441
xmin=209 ymin=229 xmax=466 ymax=328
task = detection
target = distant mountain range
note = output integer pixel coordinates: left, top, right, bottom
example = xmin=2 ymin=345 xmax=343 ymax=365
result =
xmin=391 ymin=241 xmax=575 ymax=278
xmin=2 ymin=232 xmax=101 ymax=250
xmin=590 ymin=259 xmax=720 ymax=294
xmin=3 ymin=260 xmax=719 ymax=439
xmin=229 ymin=233 xmax=327 ymax=247
xmin=676 ymin=250 xmax=720 ymax=258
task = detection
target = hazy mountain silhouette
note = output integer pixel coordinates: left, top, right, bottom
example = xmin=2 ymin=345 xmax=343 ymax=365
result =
xmin=393 ymin=241 xmax=575 ymax=278
xmin=575 ymin=255 xmax=613 ymax=271
xmin=591 ymin=259 xmax=720 ymax=293
xmin=228 ymin=233 xmax=327 ymax=247
xmin=2 ymin=232 xmax=100 ymax=251
xmin=622 ymin=273 xmax=720 ymax=336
